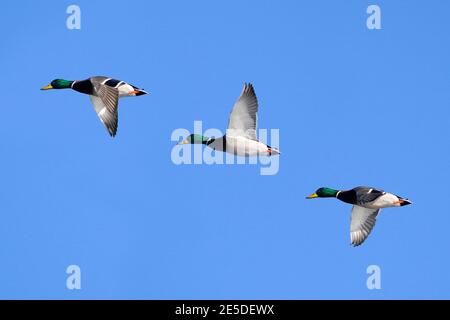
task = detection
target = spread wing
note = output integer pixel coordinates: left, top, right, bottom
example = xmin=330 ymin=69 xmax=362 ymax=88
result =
xmin=89 ymin=83 xmax=119 ymax=137
xmin=227 ymin=83 xmax=258 ymax=140
xmin=350 ymin=205 xmax=380 ymax=246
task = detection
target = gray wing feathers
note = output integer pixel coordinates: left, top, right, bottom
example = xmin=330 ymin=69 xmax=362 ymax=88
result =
xmin=350 ymin=206 xmax=380 ymax=246
xmin=227 ymin=83 xmax=258 ymax=140
xmin=90 ymin=76 xmax=109 ymax=84
xmin=354 ymin=186 xmax=385 ymax=205
xmin=89 ymin=83 xmax=119 ymax=137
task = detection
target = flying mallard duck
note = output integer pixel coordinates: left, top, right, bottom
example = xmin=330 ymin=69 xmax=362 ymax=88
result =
xmin=41 ymin=76 xmax=148 ymax=137
xmin=306 ymin=186 xmax=412 ymax=246
xmin=178 ymin=83 xmax=280 ymax=156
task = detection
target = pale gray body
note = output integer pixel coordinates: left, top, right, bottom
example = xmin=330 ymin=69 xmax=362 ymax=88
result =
xmin=205 ymin=83 xmax=279 ymax=156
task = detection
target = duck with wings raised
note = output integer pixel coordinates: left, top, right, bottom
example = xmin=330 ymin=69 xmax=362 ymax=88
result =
xmin=178 ymin=83 xmax=280 ymax=157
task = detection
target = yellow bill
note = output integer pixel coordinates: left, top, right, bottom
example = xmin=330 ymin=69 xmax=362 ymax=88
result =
xmin=40 ymin=84 xmax=54 ymax=90
xmin=177 ymin=138 xmax=189 ymax=145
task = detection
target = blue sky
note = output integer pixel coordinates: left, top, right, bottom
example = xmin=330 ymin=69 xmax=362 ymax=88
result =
xmin=0 ymin=0 xmax=449 ymax=299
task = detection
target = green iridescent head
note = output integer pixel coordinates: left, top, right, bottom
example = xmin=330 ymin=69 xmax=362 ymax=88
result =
xmin=306 ymin=187 xmax=339 ymax=199
xmin=41 ymin=79 xmax=74 ymax=90
xmin=178 ymin=134 xmax=210 ymax=145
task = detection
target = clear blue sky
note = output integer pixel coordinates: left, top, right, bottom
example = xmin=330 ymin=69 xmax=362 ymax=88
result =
xmin=0 ymin=0 xmax=449 ymax=299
